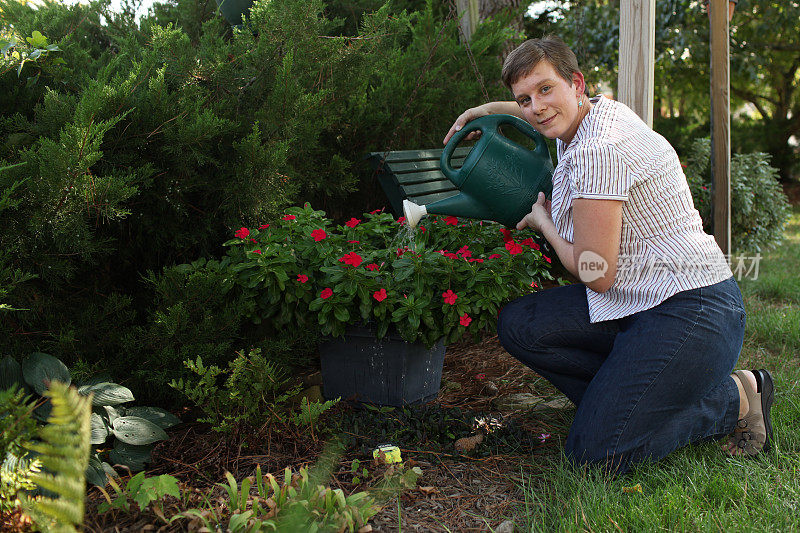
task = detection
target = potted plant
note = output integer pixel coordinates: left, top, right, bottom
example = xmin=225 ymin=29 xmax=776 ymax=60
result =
xmin=222 ymin=203 xmax=556 ymax=405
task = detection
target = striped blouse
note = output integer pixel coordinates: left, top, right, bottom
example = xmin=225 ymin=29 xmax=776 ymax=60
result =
xmin=551 ymin=95 xmax=732 ymax=323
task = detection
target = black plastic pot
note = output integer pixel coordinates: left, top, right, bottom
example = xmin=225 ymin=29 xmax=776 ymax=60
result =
xmin=319 ymin=325 xmax=445 ymax=407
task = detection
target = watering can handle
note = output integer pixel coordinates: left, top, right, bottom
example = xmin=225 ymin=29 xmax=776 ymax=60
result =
xmin=440 ymin=114 xmax=549 ymax=182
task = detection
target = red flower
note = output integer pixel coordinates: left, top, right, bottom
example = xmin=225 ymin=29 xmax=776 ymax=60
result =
xmin=311 ymin=229 xmax=327 ymax=241
xmin=468 ymin=258 xmax=484 ymax=263
xmin=488 ymin=254 xmax=502 ymax=260
xmin=373 ymin=288 xmax=387 ymax=302
xmin=530 ymin=281 xmax=538 ymax=288
xmin=370 ymin=208 xmax=384 ymax=214
xmin=234 ymin=227 xmax=250 ymax=239
xmin=457 ymin=245 xmax=471 ymax=258
xmin=348 ymin=240 xmax=360 ymax=244
xmin=443 ymin=252 xmax=459 ymax=259
xmin=544 ymin=256 xmax=552 ymax=263
xmin=520 ymin=238 xmax=535 ymax=247
xmin=282 ymin=215 xmax=296 ymax=221
xmin=420 ymin=226 xmax=426 ymax=233
xmin=251 ymin=249 xmax=261 ymax=254
xmin=444 ymin=216 xmax=458 ymax=226
xmin=442 ymin=290 xmax=458 ymax=305
xmin=505 ymin=241 xmax=523 ymax=255
xmin=397 ymin=216 xmax=406 ymax=225
xmin=320 ymin=287 xmax=333 ymax=299
xmin=259 ymin=224 xmax=270 ymax=229
xmin=500 ymin=228 xmax=513 ymax=243
xmin=365 ymin=263 xmax=380 ymax=271
xmin=297 ymin=274 xmax=309 ymax=283
xmin=460 ymin=313 xmax=472 ymax=327
xmin=339 ymin=252 xmax=363 ymax=267
xmin=250 ymin=238 xmax=257 ymax=243
xmin=475 ymin=373 xmax=486 ymax=381
xmin=345 ymin=218 xmax=361 ymax=228
xmin=531 ymin=243 xmax=541 ymax=251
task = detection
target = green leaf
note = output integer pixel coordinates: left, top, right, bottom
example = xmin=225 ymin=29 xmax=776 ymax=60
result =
xmin=108 ymin=442 xmax=154 ymax=471
xmin=133 ymin=475 xmax=181 ymax=510
xmin=104 ymin=405 xmax=124 ymax=424
xmin=90 ymin=412 xmax=109 ymax=445
xmin=125 ymin=406 xmax=181 ymax=429
xmin=22 ymin=352 xmax=70 ymax=395
xmin=1 ymin=38 xmax=15 ymax=55
xmin=111 ymin=416 xmax=168 ymax=445
xmin=333 ymin=306 xmax=350 ymax=322
xmin=79 ymin=382 xmax=135 ymax=406
xmin=229 ymin=511 xmax=253 ymax=531
xmin=26 ymin=31 xmax=47 ymax=48
xmin=86 ymin=455 xmax=109 ymax=487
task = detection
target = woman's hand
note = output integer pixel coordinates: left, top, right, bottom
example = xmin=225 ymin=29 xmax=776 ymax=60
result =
xmin=443 ymin=105 xmax=490 ymax=145
xmin=516 ymin=192 xmax=552 ymax=232
xmin=442 ymin=101 xmax=523 ymax=145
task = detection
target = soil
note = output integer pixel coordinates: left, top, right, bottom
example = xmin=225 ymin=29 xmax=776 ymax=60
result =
xmin=5 ymin=335 xmax=568 ymax=532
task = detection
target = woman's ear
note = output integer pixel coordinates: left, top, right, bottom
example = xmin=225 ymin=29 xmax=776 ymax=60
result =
xmin=572 ymin=71 xmax=587 ymax=96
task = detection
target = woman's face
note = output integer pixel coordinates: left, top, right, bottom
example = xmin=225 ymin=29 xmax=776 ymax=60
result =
xmin=510 ymin=60 xmax=585 ymax=144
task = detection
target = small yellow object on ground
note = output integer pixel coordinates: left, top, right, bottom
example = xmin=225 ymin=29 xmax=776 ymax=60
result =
xmin=373 ymin=444 xmax=402 ymax=464
xmin=622 ymin=483 xmax=643 ymax=494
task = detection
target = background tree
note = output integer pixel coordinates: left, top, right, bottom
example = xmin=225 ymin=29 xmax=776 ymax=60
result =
xmin=554 ymin=0 xmax=799 ymax=181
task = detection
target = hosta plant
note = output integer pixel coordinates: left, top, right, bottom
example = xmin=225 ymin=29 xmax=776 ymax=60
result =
xmin=0 ymin=353 xmax=180 ymax=486
xmin=218 ymin=203 xmax=556 ymax=347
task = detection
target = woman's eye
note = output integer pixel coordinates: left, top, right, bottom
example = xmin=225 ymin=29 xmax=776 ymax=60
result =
xmin=541 ymin=86 xmax=551 ymax=93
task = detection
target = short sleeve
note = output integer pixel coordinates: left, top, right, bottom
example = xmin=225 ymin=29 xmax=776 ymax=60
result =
xmin=571 ymin=144 xmax=632 ymax=201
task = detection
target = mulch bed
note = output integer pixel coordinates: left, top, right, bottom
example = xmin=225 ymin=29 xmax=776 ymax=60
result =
xmin=364 ymin=336 xmax=567 ymax=532
xmin=4 ymin=335 xmax=570 ymax=532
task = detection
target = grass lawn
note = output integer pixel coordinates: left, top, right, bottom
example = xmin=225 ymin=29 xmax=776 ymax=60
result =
xmin=517 ymin=207 xmax=800 ymax=532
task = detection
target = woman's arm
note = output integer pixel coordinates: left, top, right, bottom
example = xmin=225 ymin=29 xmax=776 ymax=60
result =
xmin=517 ymin=194 xmax=623 ymax=293
xmin=443 ymin=101 xmax=522 ymax=145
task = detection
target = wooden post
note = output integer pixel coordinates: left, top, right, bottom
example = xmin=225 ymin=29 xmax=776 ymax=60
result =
xmin=618 ymin=0 xmax=655 ymax=127
xmin=456 ymin=0 xmax=479 ymax=42
xmin=710 ymin=0 xmax=731 ymax=254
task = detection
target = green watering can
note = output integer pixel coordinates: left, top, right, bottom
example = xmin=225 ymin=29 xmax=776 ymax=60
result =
xmin=403 ymin=114 xmax=554 ymax=228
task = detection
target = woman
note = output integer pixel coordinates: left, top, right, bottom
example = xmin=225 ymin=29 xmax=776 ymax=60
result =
xmin=444 ymin=35 xmax=774 ymax=474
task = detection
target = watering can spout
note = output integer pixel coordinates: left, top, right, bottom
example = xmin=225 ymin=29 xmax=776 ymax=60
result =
xmin=404 ymin=193 xmax=487 ymax=228
xmin=403 ymin=200 xmax=427 ymax=229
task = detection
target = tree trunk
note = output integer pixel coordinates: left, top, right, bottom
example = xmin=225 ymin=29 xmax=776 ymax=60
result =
xmin=478 ymin=0 xmax=526 ymax=59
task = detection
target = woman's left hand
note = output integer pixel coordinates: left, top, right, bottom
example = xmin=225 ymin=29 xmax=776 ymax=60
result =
xmin=516 ymin=192 xmax=552 ymax=232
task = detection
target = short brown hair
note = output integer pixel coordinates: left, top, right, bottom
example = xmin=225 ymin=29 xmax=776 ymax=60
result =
xmin=501 ymin=35 xmax=580 ymax=89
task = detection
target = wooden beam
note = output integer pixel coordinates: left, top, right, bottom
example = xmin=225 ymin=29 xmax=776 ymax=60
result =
xmin=618 ymin=0 xmax=655 ymax=127
xmin=710 ymin=0 xmax=731 ymax=254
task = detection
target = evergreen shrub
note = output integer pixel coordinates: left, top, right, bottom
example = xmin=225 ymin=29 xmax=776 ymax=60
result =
xmin=684 ymin=138 xmax=790 ymax=253
xmin=0 ymin=0 xmax=514 ymax=392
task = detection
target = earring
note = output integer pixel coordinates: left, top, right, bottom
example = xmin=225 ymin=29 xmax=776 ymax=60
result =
xmin=577 ymin=98 xmax=584 ymax=108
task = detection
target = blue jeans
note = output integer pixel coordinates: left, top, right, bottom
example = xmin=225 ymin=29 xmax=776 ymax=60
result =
xmin=497 ymin=277 xmax=746 ymax=474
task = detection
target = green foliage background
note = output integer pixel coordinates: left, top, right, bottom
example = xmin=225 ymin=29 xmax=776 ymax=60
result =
xmin=0 ymin=0 xmax=514 ymax=398
xmin=529 ymin=0 xmax=800 ymax=181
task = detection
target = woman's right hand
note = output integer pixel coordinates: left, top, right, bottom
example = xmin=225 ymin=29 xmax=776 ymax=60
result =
xmin=442 ymin=105 xmax=491 ymax=145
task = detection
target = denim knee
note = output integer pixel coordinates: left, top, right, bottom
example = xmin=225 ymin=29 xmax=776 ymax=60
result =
xmin=497 ymin=297 xmax=525 ymax=353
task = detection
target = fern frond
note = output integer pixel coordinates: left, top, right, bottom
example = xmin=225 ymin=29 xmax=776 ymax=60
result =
xmin=20 ymin=381 xmax=91 ymax=533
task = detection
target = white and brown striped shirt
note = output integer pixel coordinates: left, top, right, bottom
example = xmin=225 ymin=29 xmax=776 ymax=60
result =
xmin=551 ymin=95 xmax=732 ymax=322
